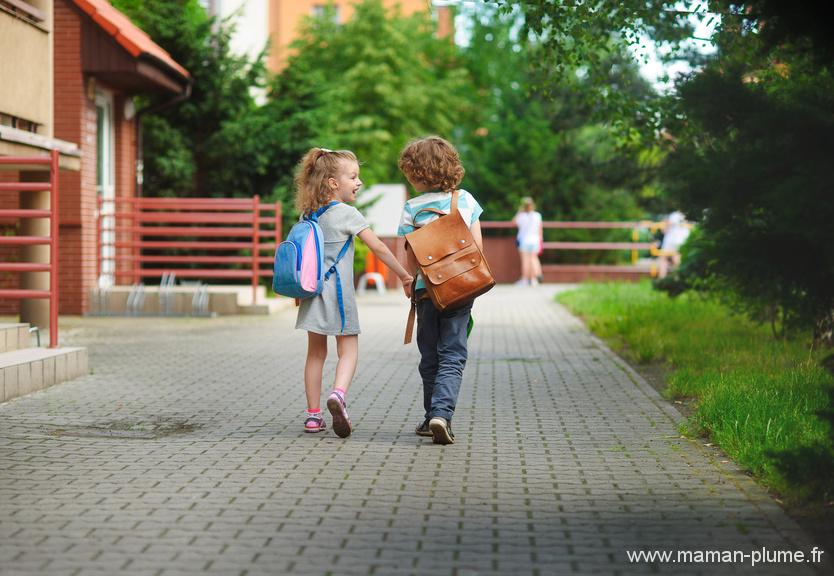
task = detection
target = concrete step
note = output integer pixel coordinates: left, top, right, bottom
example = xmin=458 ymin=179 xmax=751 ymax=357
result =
xmin=88 ymin=286 xmax=294 ymax=316
xmin=1 ymin=346 xmax=88 ymax=403
xmin=0 ymin=323 xmax=30 ymax=353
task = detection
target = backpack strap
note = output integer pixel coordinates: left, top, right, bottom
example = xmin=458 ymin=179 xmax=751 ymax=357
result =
xmin=306 ymin=200 xmax=356 ymax=333
xmin=307 ymin=201 xmax=339 ymax=222
xmin=411 ymin=190 xmax=459 ymax=226
xmin=404 ymin=290 xmax=429 ymax=344
xmin=412 ymin=207 xmax=447 ymax=227
xmin=324 ymin=235 xmax=353 ymax=333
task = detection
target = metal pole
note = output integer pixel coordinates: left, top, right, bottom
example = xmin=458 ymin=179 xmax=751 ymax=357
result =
xmin=251 ymin=195 xmax=260 ymax=305
xmin=275 ymin=201 xmax=282 ymax=243
xmin=19 ymin=163 xmax=51 ymax=332
xmin=49 ymin=150 xmax=60 ymax=348
xmin=95 ymin=195 xmax=102 ymax=282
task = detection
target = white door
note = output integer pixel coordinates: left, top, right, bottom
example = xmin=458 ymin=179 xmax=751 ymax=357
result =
xmin=96 ymin=90 xmax=116 ymax=287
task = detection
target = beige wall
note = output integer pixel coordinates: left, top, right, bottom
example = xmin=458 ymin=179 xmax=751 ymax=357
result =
xmin=268 ymin=0 xmax=432 ymax=72
xmin=0 ymin=2 xmax=53 ymax=135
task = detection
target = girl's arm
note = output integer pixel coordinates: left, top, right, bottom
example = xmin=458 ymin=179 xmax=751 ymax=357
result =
xmin=357 ymin=228 xmax=414 ymax=296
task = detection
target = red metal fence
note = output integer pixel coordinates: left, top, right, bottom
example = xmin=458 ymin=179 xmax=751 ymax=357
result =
xmin=481 ymin=220 xmax=665 ymax=282
xmin=0 ymin=150 xmax=60 ymax=347
xmin=99 ymin=196 xmax=281 ymax=302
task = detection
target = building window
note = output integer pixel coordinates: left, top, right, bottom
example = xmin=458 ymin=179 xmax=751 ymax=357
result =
xmin=0 ymin=0 xmax=46 ymax=24
xmin=311 ymin=4 xmax=340 ymax=24
xmin=0 ymin=113 xmax=40 ymax=134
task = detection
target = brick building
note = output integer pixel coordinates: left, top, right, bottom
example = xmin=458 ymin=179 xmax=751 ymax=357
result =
xmin=1 ymin=0 xmax=189 ymax=320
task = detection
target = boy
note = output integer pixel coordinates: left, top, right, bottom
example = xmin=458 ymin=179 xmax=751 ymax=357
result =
xmin=397 ymin=136 xmax=484 ymax=445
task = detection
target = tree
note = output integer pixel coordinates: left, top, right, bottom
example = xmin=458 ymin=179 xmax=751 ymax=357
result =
xmin=662 ymin=46 xmax=834 ymax=342
xmin=494 ymin=0 xmax=702 ymax=131
xmin=267 ymin=0 xmax=471 ymax=197
xmin=456 ymin=6 xmax=664 ymax=263
xmin=509 ymin=1 xmax=834 ymax=341
xmin=111 ymin=0 xmax=284 ymax=198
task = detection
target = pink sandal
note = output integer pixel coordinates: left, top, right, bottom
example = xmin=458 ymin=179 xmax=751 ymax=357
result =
xmin=326 ymin=392 xmax=352 ymax=438
xmin=304 ymin=414 xmax=326 ymax=433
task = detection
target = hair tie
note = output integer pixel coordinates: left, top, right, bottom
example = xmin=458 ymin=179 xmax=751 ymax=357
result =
xmin=316 ymin=148 xmax=333 ymax=161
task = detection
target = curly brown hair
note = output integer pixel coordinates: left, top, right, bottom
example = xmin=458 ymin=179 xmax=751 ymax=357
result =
xmin=294 ymin=148 xmax=358 ymax=215
xmin=398 ymin=136 xmax=464 ymax=193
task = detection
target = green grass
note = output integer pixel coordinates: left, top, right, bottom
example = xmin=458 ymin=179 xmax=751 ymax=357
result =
xmin=558 ymin=281 xmax=834 ymax=503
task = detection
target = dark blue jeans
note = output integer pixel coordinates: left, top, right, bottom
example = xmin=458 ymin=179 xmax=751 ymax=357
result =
xmin=415 ymin=290 xmax=473 ymax=423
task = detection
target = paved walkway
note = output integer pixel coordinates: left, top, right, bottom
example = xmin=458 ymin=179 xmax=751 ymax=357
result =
xmin=0 ymin=286 xmax=826 ymax=575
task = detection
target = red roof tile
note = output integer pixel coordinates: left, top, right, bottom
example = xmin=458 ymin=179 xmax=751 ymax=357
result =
xmin=71 ymin=0 xmax=190 ymax=81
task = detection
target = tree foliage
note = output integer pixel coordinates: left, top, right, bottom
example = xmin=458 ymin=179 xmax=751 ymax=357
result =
xmin=111 ymin=0 xmax=282 ymax=198
xmin=494 ymin=0 xmax=701 ymax=129
xmin=663 ymin=46 xmax=834 ymax=340
xmin=511 ymin=0 xmax=834 ymax=339
xmin=456 ymin=8 xmax=663 ymax=227
xmin=267 ymin=0 xmax=470 ymax=198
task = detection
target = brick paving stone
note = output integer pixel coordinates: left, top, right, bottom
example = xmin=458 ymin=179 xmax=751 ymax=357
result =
xmin=0 ymin=286 xmax=830 ymax=575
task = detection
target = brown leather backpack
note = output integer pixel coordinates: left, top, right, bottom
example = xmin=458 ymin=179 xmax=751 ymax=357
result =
xmin=404 ymin=190 xmax=495 ymax=343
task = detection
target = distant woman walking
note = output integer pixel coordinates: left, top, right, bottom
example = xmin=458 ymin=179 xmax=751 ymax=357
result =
xmin=513 ymin=197 xmax=543 ymax=286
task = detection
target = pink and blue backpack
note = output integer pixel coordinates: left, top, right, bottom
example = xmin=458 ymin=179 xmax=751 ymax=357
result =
xmin=273 ymin=202 xmax=352 ymax=330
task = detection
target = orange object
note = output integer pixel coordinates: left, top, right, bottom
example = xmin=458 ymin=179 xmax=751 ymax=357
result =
xmin=364 ymin=251 xmax=388 ymax=286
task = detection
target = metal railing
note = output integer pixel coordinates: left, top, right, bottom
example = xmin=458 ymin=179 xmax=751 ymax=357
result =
xmin=481 ymin=220 xmax=671 ymax=277
xmin=0 ymin=150 xmax=60 ymax=347
xmin=98 ymin=196 xmax=281 ymax=303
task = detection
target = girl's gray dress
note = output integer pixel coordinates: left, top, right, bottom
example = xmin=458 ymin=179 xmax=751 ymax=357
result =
xmin=295 ymin=203 xmax=369 ymax=336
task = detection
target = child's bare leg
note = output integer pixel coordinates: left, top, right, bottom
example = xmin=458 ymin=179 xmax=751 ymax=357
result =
xmin=304 ymin=332 xmax=328 ymax=410
xmin=532 ymin=253 xmax=543 ymax=279
xmin=524 ymin=252 xmax=533 ymax=282
xmin=519 ymin=251 xmax=531 ymax=282
xmin=327 ymin=335 xmax=358 ymax=438
xmin=333 ymin=335 xmax=358 ymax=393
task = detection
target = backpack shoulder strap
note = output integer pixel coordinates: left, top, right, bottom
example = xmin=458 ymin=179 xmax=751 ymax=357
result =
xmin=412 ymin=207 xmax=447 ymax=227
xmin=323 ymin=234 xmax=353 ymax=334
xmin=308 ymin=201 xmax=339 ymax=222
xmin=411 ymin=190 xmax=459 ymax=227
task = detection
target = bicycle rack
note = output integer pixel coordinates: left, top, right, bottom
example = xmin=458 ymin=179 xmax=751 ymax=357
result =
xmin=191 ymin=283 xmax=211 ymax=317
xmin=88 ymin=286 xmax=102 ymax=316
xmin=28 ymin=325 xmax=41 ymax=347
xmin=127 ymin=283 xmax=145 ymax=316
xmin=96 ymin=285 xmax=110 ymax=316
xmin=160 ymin=273 xmax=176 ymax=316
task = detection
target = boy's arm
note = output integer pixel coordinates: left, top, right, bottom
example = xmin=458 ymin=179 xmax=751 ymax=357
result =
xmin=470 ymin=220 xmax=484 ymax=252
xmin=405 ymin=243 xmax=418 ymax=273
xmin=403 ymin=244 xmax=419 ymax=298
xmin=357 ymin=228 xmax=413 ymax=296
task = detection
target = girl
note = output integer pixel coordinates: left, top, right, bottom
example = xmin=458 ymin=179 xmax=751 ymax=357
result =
xmin=294 ymin=148 xmax=413 ymax=438
xmin=512 ymin=197 xmax=543 ymax=286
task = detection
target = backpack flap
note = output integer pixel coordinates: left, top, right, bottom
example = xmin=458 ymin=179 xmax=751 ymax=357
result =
xmin=405 ymin=210 xmax=472 ymax=266
xmin=422 ymin=243 xmax=482 ymax=286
